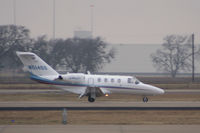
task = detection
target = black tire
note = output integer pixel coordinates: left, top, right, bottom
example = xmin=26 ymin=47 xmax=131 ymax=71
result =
xmin=143 ymin=97 xmax=148 ymax=103
xmin=88 ymin=97 xmax=95 ymax=102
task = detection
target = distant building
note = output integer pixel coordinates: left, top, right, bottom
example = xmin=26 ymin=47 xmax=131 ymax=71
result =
xmin=101 ymin=44 xmax=161 ymax=73
xmin=74 ymin=30 xmax=92 ymax=39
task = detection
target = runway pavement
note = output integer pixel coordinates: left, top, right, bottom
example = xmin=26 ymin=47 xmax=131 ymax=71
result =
xmin=0 ymin=89 xmax=200 ymax=110
xmin=0 ymin=125 xmax=200 ymax=133
xmin=0 ymin=101 xmax=200 ymax=111
xmin=0 ymin=89 xmax=200 ymax=94
xmin=0 ymin=101 xmax=200 ymax=107
xmin=0 ymin=90 xmax=200 ymax=130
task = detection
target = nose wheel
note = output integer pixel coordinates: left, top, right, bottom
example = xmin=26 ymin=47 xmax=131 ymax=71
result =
xmin=143 ymin=97 xmax=148 ymax=103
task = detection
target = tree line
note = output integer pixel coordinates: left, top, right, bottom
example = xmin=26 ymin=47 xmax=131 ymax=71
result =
xmin=0 ymin=25 xmax=115 ymax=73
xmin=151 ymin=35 xmax=200 ymax=78
xmin=0 ymin=25 xmax=198 ymax=78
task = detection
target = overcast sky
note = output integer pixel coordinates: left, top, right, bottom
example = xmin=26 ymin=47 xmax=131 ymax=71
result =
xmin=0 ymin=0 xmax=200 ymax=44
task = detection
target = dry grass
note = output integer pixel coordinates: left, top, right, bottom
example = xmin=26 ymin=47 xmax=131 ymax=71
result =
xmin=0 ymin=84 xmax=53 ymax=89
xmin=0 ymin=111 xmax=61 ymax=125
xmin=154 ymin=83 xmax=200 ymax=90
xmin=0 ymin=110 xmax=200 ymax=125
xmin=68 ymin=110 xmax=200 ymax=125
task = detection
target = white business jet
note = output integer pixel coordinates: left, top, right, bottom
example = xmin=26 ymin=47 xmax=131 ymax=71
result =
xmin=16 ymin=51 xmax=164 ymax=102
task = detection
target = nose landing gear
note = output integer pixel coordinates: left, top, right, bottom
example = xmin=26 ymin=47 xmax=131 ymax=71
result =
xmin=143 ymin=97 xmax=148 ymax=103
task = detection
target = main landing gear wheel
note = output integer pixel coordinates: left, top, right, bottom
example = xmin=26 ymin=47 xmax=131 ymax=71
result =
xmin=88 ymin=96 xmax=95 ymax=102
xmin=143 ymin=97 xmax=148 ymax=103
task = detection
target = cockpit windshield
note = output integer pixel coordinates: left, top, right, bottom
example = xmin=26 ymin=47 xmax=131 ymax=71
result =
xmin=135 ymin=80 xmax=140 ymax=84
xmin=128 ymin=77 xmax=141 ymax=84
xmin=133 ymin=77 xmax=141 ymax=85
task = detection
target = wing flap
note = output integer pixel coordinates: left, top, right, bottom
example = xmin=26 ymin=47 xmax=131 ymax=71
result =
xmin=99 ymin=87 xmax=111 ymax=95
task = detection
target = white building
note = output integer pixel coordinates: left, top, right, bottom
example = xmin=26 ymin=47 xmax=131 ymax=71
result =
xmin=74 ymin=30 xmax=92 ymax=39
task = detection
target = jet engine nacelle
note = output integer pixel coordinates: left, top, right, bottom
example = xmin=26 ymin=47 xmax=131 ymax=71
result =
xmin=59 ymin=73 xmax=85 ymax=83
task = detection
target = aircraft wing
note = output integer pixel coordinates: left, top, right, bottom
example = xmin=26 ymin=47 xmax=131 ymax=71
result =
xmin=59 ymin=86 xmax=111 ymax=99
xmin=78 ymin=87 xmax=111 ymax=98
xmin=98 ymin=87 xmax=111 ymax=95
xmin=61 ymin=87 xmax=87 ymax=95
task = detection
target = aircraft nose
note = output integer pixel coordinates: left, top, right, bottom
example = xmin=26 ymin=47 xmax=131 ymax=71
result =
xmin=140 ymin=84 xmax=165 ymax=95
xmin=156 ymin=88 xmax=165 ymax=95
xmin=147 ymin=84 xmax=165 ymax=95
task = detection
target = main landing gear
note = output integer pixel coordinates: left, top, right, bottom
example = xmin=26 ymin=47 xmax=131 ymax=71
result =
xmin=143 ymin=97 xmax=148 ymax=103
xmin=87 ymin=88 xmax=96 ymax=102
xmin=88 ymin=96 xmax=95 ymax=102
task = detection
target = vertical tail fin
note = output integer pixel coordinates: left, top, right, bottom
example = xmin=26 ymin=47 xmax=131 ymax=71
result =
xmin=16 ymin=51 xmax=58 ymax=77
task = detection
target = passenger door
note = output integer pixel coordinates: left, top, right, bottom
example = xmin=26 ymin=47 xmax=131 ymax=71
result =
xmin=88 ymin=78 xmax=94 ymax=87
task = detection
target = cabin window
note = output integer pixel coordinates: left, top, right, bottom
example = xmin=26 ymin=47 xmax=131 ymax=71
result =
xmin=127 ymin=78 xmax=133 ymax=83
xmin=97 ymin=78 xmax=101 ymax=82
xmin=111 ymin=78 xmax=114 ymax=83
xmin=104 ymin=78 xmax=108 ymax=82
xmin=117 ymin=79 xmax=121 ymax=83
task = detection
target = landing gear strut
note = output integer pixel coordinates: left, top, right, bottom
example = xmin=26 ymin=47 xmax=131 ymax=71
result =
xmin=143 ymin=97 xmax=148 ymax=103
xmin=88 ymin=96 xmax=95 ymax=102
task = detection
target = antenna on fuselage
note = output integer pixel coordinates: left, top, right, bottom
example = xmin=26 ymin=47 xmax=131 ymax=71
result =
xmin=87 ymin=71 xmax=91 ymax=75
xmin=58 ymin=75 xmax=63 ymax=80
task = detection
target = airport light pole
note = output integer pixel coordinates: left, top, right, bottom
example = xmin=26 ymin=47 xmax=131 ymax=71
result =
xmin=90 ymin=5 xmax=94 ymax=36
xmin=53 ymin=0 xmax=56 ymax=39
xmin=13 ymin=0 xmax=16 ymax=25
xmin=192 ymin=33 xmax=195 ymax=82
